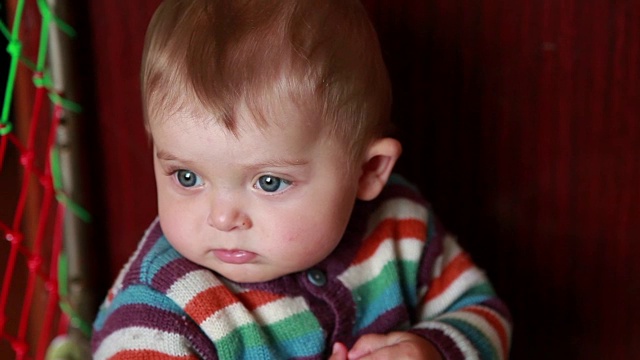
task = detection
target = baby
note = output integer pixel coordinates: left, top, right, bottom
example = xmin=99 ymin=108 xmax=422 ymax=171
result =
xmin=91 ymin=0 xmax=512 ymax=359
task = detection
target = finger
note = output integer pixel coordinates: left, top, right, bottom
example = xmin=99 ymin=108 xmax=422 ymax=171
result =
xmin=352 ymin=334 xmax=443 ymax=360
xmin=348 ymin=334 xmax=393 ymax=359
xmin=328 ymin=342 xmax=349 ymax=360
xmin=351 ymin=345 xmax=398 ymax=360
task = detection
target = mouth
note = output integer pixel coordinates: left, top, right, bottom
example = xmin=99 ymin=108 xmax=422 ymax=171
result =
xmin=212 ymin=249 xmax=257 ymax=264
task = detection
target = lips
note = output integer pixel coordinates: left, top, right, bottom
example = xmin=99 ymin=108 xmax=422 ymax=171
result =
xmin=212 ymin=249 xmax=257 ymax=264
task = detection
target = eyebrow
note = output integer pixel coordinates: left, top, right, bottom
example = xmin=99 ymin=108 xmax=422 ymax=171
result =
xmin=154 ymin=149 xmax=202 ymax=169
xmin=155 ymin=149 xmax=182 ymax=162
xmin=156 ymin=148 xmax=309 ymax=168
xmin=245 ymin=158 xmax=309 ymax=169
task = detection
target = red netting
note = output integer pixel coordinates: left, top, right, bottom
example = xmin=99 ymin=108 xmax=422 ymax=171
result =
xmin=0 ymin=100 xmax=67 ymax=360
xmin=0 ymin=1 xmax=88 ymax=359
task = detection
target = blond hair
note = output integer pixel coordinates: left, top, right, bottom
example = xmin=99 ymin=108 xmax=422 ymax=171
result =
xmin=142 ymin=0 xmax=392 ymax=159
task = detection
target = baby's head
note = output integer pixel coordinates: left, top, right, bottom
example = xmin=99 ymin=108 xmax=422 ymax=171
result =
xmin=142 ymin=0 xmax=393 ymax=163
xmin=142 ymin=0 xmax=401 ymax=283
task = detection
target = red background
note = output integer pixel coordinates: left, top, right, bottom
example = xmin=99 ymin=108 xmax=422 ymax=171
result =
xmin=52 ymin=0 xmax=640 ymax=358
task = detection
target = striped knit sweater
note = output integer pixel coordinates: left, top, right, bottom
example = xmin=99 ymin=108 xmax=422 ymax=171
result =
xmin=92 ymin=176 xmax=512 ymax=359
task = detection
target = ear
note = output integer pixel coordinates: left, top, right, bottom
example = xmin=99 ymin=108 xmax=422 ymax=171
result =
xmin=357 ymin=138 xmax=402 ymax=201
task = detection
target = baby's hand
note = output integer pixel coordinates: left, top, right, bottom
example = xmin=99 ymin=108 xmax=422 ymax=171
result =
xmin=329 ymin=332 xmax=443 ymax=360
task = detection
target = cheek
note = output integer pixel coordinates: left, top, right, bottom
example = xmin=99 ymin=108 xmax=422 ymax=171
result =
xmin=158 ymin=207 xmax=185 ymax=246
xmin=282 ymin=207 xmax=348 ymax=253
xmin=157 ymin=195 xmax=201 ymax=248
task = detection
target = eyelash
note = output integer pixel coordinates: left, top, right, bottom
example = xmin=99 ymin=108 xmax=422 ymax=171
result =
xmin=164 ymin=167 xmax=293 ymax=194
xmin=253 ymin=175 xmax=292 ymax=194
xmin=164 ymin=165 xmax=181 ymax=177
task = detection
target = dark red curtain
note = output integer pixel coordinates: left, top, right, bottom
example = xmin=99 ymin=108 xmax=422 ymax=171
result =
xmin=86 ymin=1 xmax=640 ymax=358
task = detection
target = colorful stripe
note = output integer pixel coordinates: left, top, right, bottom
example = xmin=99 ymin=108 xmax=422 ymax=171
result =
xmin=94 ymin=285 xmax=184 ymax=330
xmin=440 ymin=315 xmax=499 ymax=360
xmin=418 ymin=321 xmax=480 ymax=360
xmin=466 ymin=305 xmax=511 ymax=359
xmin=94 ymin=327 xmax=196 ymax=359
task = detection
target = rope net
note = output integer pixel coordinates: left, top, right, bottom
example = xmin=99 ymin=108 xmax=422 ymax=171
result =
xmin=1 ymin=1 xmax=90 ymax=359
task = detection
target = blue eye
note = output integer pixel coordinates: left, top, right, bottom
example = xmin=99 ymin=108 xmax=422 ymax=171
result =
xmin=176 ymin=170 xmax=202 ymax=188
xmin=256 ymin=175 xmax=291 ymax=193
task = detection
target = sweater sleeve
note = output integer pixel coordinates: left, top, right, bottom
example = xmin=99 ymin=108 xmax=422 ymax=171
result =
xmin=91 ymin=281 xmax=218 ymax=360
xmin=409 ymin=223 xmax=512 ymax=360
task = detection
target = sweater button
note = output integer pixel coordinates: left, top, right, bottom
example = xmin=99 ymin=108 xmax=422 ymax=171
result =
xmin=306 ymin=269 xmax=327 ymax=287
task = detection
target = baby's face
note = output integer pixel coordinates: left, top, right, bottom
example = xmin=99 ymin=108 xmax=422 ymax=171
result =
xmin=149 ymin=102 xmax=360 ymax=283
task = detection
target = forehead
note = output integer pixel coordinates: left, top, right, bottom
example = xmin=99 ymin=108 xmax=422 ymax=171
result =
xmin=152 ymin=103 xmax=308 ymax=137
xmin=146 ymin=76 xmax=323 ymax=130
xmin=149 ymin=99 xmax=337 ymax=153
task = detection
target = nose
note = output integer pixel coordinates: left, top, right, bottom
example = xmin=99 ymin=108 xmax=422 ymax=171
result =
xmin=207 ymin=194 xmax=251 ymax=232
